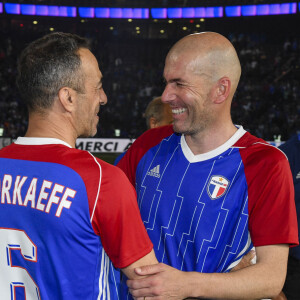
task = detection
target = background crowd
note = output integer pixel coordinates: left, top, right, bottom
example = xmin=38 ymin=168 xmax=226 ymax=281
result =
xmin=0 ymin=22 xmax=299 ymax=142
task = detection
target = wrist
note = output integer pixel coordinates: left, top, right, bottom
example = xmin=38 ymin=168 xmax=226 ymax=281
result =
xmin=181 ymin=271 xmax=205 ymax=299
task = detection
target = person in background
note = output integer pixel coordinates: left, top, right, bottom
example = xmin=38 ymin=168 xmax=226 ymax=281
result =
xmin=114 ymin=96 xmax=173 ymax=165
xmin=279 ymin=132 xmax=300 ymax=300
xmin=118 ymin=32 xmax=298 ymax=299
xmin=144 ymin=96 xmax=173 ymax=129
xmin=0 ymin=32 xmax=158 ymax=299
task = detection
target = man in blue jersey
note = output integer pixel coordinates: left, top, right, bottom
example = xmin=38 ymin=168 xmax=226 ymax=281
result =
xmin=0 ymin=32 xmax=158 ymax=299
xmin=118 ymin=32 xmax=298 ymax=299
xmin=279 ymin=132 xmax=300 ymax=300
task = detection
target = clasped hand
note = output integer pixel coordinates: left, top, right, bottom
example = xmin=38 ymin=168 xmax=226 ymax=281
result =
xmin=127 ymin=263 xmax=188 ymax=300
xmin=127 ymin=250 xmax=256 ymax=299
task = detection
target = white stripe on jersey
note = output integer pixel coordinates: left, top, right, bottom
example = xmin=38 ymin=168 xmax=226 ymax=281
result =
xmin=106 ymin=250 xmax=111 ymax=300
xmin=89 ymin=152 xmax=102 ymax=222
xmin=225 ymin=231 xmax=253 ymax=271
xmin=110 ymin=262 xmax=120 ymax=299
xmin=98 ymin=249 xmax=105 ymax=299
xmin=98 ymin=249 xmax=111 ymax=300
xmin=103 ymin=251 xmax=109 ymax=300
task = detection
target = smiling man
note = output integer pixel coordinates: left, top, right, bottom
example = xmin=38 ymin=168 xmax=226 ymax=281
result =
xmin=0 ymin=32 xmax=158 ymax=300
xmin=117 ymin=32 xmax=298 ymax=299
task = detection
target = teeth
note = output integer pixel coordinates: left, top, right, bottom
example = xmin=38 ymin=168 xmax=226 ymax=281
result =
xmin=172 ymin=108 xmax=187 ymax=115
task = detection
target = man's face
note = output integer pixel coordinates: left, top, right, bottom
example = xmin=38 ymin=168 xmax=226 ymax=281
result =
xmin=161 ymin=53 xmax=214 ymax=137
xmin=76 ymin=48 xmax=107 ymax=137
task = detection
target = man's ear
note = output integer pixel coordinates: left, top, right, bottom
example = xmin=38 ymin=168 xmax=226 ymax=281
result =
xmin=149 ymin=117 xmax=158 ymax=129
xmin=58 ymin=87 xmax=76 ymax=112
xmin=213 ymin=77 xmax=231 ymax=104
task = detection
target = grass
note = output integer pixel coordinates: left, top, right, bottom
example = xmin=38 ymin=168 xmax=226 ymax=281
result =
xmin=93 ymin=152 xmax=121 ymax=165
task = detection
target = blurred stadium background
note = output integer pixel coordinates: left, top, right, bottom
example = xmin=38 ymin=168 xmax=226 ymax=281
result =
xmin=0 ymin=0 xmax=299 ymax=163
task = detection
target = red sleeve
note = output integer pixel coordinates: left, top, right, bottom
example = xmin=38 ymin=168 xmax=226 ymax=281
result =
xmin=117 ymin=125 xmax=174 ymax=185
xmin=91 ymin=161 xmax=153 ymax=268
xmin=240 ymin=142 xmax=299 ymax=247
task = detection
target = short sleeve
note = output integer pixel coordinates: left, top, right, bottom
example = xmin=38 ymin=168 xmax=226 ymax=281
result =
xmin=91 ymin=163 xmax=153 ymax=268
xmin=241 ymin=145 xmax=299 ymax=247
xmin=118 ymin=125 xmax=174 ymax=185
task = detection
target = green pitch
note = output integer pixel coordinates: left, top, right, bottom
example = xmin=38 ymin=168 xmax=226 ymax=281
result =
xmin=93 ymin=153 xmax=121 ymax=165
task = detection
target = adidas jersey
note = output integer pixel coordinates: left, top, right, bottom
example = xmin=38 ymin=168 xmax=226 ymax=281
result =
xmin=118 ymin=125 xmax=298 ymax=275
xmin=279 ymin=134 xmax=300 ymax=260
xmin=0 ymin=137 xmax=152 ymax=300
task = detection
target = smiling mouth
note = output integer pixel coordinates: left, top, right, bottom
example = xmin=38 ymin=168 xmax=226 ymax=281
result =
xmin=172 ymin=108 xmax=187 ymax=115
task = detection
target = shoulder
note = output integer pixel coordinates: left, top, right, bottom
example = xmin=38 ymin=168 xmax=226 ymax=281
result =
xmin=96 ymin=156 xmax=131 ymax=183
xmin=132 ymin=125 xmax=174 ymax=150
xmin=234 ymin=132 xmax=288 ymax=165
xmin=117 ymin=125 xmax=174 ymax=185
xmin=66 ymin=148 xmax=126 ymax=180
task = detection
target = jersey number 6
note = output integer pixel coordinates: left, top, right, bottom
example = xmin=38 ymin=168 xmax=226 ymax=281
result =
xmin=0 ymin=228 xmax=41 ymax=300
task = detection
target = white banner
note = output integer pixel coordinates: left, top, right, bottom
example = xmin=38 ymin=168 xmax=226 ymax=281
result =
xmin=0 ymin=137 xmax=283 ymax=152
xmin=75 ymin=138 xmax=135 ymax=153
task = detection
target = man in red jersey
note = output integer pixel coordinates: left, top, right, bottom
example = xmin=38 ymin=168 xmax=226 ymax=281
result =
xmin=0 ymin=32 xmax=157 ymax=300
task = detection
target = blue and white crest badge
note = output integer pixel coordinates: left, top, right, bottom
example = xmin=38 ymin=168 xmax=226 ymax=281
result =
xmin=207 ymin=175 xmax=230 ymax=200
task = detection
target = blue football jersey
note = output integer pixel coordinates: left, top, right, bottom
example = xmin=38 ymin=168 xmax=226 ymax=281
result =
xmin=118 ymin=125 xmax=298 ymax=299
xmin=0 ymin=137 xmax=153 ymax=300
xmin=135 ymin=127 xmax=252 ymax=272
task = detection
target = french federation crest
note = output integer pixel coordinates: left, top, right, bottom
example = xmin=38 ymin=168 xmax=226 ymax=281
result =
xmin=207 ymin=175 xmax=230 ymax=200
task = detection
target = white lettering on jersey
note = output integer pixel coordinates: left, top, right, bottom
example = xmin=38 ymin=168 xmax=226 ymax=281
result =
xmin=24 ymin=178 xmax=38 ymax=208
xmin=36 ymin=180 xmax=52 ymax=211
xmin=56 ymin=188 xmax=76 ymax=217
xmin=0 ymin=175 xmax=75 ymax=217
xmin=12 ymin=176 xmax=28 ymax=205
xmin=45 ymin=184 xmax=64 ymax=213
xmin=1 ymin=174 xmax=13 ymax=204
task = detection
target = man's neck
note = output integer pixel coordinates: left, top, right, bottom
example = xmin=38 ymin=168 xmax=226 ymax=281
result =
xmin=25 ymin=113 xmax=77 ymax=148
xmin=184 ymin=123 xmax=238 ymax=155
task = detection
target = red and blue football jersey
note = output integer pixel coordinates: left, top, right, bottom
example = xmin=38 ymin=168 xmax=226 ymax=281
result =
xmin=118 ymin=125 xmax=298 ymax=275
xmin=0 ymin=137 xmax=152 ymax=300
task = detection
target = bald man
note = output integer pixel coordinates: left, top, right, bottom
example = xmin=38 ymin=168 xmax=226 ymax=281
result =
xmin=118 ymin=32 xmax=298 ymax=299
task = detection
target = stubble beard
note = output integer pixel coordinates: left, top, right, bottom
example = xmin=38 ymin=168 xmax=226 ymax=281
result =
xmin=173 ymin=110 xmax=211 ymax=139
xmin=78 ymin=118 xmax=98 ymax=138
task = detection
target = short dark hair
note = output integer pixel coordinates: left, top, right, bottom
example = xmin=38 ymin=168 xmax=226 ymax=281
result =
xmin=144 ymin=96 xmax=165 ymax=129
xmin=16 ymin=32 xmax=90 ymax=112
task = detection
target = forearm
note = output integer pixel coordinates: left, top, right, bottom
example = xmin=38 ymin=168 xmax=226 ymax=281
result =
xmin=184 ymin=264 xmax=284 ymax=299
xmin=122 ymin=249 xmax=158 ymax=280
xmin=128 ymin=245 xmax=289 ymax=299
xmin=183 ymin=245 xmax=288 ymax=299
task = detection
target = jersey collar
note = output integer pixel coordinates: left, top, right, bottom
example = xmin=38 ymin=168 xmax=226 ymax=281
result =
xmin=181 ymin=125 xmax=246 ymax=163
xmin=15 ymin=137 xmax=72 ymax=148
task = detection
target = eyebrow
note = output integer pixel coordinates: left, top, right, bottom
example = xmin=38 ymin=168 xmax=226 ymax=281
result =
xmin=163 ymin=77 xmax=185 ymax=84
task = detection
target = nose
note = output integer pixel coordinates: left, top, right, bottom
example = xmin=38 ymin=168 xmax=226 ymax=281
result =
xmin=100 ymin=88 xmax=107 ymax=105
xmin=161 ymin=83 xmax=176 ymax=104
